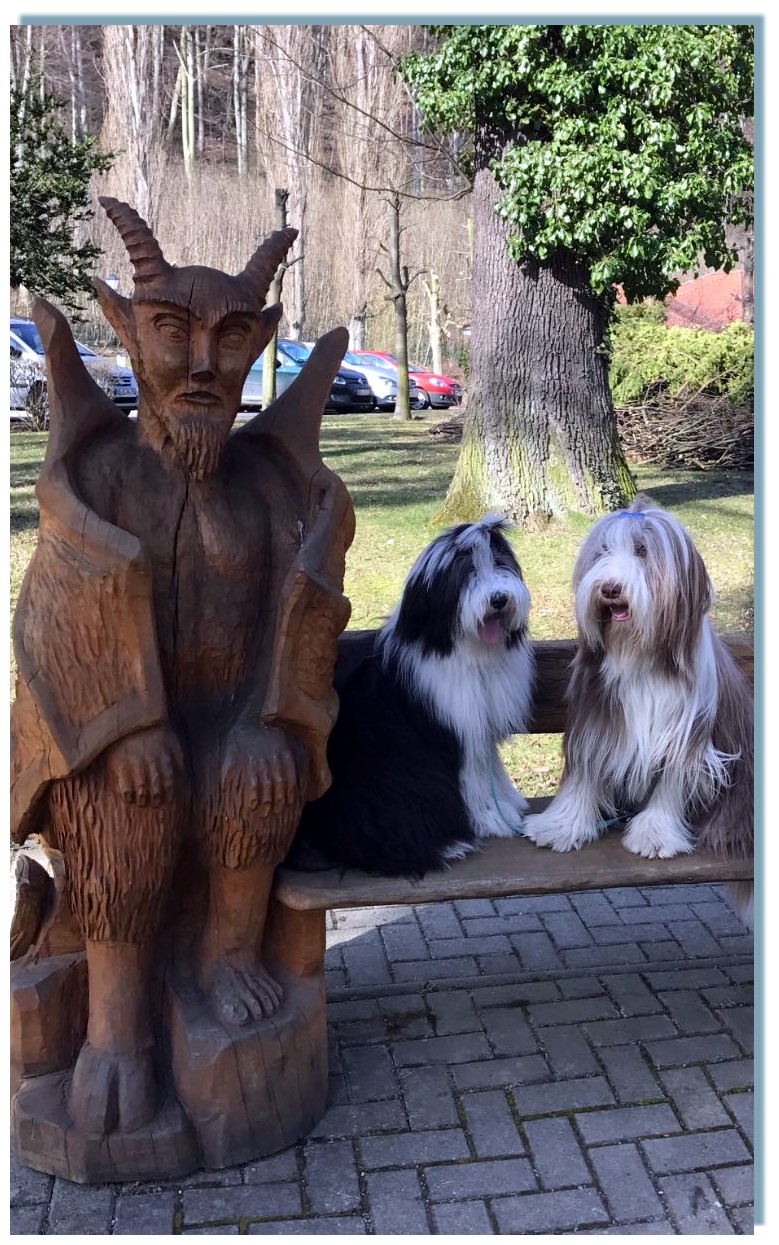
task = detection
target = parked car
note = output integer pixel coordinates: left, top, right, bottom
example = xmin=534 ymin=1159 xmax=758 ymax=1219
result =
xmin=239 ymin=351 xmax=301 ymax=410
xmin=354 ymin=350 xmax=463 ymax=409
xmin=10 ymin=318 xmax=138 ymax=426
xmin=278 ymin=340 xmax=375 ymax=412
xmin=303 ymin=343 xmax=425 ymax=413
xmin=341 ymin=350 xmax=398 ymax=410
xmin=239 ymin=340 xmax=374 ymax=413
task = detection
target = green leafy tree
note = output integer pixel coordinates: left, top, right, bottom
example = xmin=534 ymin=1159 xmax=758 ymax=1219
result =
xmin=10 ymin=77 xmax=113 ymax=306
xmin=401 ymin=24 xmax=753 ymax=522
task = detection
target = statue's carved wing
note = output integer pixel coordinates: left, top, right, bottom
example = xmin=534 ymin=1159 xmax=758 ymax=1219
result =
xmin=235 ymin=329 xmax=356 ymax=800
xmin=10 ymin=299 xmax=165 ymax=842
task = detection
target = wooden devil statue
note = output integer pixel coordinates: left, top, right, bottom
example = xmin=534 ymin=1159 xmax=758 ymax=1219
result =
xmin=10 ymin=198 xmax=354 ymax=1182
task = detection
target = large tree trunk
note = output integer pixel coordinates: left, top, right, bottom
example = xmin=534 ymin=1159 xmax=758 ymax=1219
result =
xmin=439 ymin=164 xmax=635 ymax=525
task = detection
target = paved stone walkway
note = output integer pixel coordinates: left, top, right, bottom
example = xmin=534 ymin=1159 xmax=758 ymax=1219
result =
xmin=11 ymin=881 xmax=754 ymax=1234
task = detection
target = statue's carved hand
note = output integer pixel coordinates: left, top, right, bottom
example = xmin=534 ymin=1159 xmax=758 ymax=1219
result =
xmin=221 ymin=724 xmax=299 ymax=818
xmin=105 ymin=725 xmax=185 ymax=807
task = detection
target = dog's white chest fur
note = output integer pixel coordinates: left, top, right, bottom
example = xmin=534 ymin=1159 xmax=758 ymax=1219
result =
xmin=601 ymin=653 xmax=695 ymax=798
xmin=408 ymin=641 xmax=534 ymax=841
xmin=414 ymin=642 xmax=533 ymax=750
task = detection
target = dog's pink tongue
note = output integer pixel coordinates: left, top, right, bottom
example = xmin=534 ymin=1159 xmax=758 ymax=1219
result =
xmin=479 ymin=618 xmax=503 ymax=644
xmin=610 ymin=605 xmax=630 ymax=622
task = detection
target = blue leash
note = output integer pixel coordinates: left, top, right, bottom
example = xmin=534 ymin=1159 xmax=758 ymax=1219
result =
xmin=488 ymin=756 xmax=528 ymax=836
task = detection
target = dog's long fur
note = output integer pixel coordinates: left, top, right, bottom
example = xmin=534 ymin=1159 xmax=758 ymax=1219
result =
xmin=524 ymin=496 xmax=753 ymax=922
xmin=289 ymin=516 xmax=534 ymax=876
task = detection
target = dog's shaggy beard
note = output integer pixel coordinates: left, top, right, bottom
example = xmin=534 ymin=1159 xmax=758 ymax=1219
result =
xmin=525 ymin=498 xmax=753 ymax=925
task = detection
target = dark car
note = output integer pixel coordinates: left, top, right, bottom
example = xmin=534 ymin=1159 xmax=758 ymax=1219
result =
xmin=278 ymin=339 xmax=375 ymax=412
xmin=10 ymin=318 xmax=139 ymax=424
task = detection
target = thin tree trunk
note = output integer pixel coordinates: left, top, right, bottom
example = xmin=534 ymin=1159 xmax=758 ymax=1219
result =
xmin=439 ymin=163 xmax=635 ymax=524
xmin=196 ymin=26 xmax=211 ymax=156
xmin=233 ymin=25 xmax=249 ymax=178
xmin=262 ymin=188 xmax=289 ymax=408
xmin=348 ymin=309 xmax=368 ymax=351
xmin=424 ymin=271 xmax=443 ymax=374
xmin=166 ymin=62 xmax=182 ymax=144
xmin=180 ymin=27 xmax=195 ymax=179
xmin=386 ymin=194 xmax=411 ymax=422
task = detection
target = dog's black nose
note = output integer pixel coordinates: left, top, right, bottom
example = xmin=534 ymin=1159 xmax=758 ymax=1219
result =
xmin=490 ymin=592 xmax=509 ymax=612
xmin=601 ymin=581 xmax=623 ymax=600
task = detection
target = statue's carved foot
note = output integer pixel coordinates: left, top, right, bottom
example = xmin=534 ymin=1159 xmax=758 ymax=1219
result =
xmin=69 ymin=1039 xmax=156 ymax=1134
xmin=206 ymin=959 xmax=285 ymax=1026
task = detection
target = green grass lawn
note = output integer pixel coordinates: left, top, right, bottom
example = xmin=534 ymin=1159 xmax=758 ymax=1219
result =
xmin=10 ymin=414 xmax=754 ymax=795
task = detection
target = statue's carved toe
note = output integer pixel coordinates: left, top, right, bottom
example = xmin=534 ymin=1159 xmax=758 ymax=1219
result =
xmin=69 ymin=1040 xmax=156 ymax=1134
xmin=208 ymin=960 xmax=285 ymax=1026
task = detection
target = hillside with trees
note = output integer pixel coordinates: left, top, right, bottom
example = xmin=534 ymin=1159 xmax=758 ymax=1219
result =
xmin=10 ymin=23 xmax=471 ymax=366
xmin=10 ymin=21 xmax=754 ymax=523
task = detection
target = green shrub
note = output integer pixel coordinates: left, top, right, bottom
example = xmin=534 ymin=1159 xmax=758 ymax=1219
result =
xmin=608 ymin=313 xmax=754 ymax=409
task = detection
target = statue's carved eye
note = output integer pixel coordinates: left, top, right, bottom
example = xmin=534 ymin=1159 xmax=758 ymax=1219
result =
xmin=154 ymin=317 xmax=188 ymax=342
xmin=221 ymin=327 xmax=249 ymax=348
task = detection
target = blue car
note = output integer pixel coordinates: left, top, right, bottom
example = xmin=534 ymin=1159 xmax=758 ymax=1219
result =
xmin=239 ymin=351 xmax=301 ymax=410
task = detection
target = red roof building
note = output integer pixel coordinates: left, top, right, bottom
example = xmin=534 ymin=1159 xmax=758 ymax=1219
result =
xmin=664 ymin=268 xmax=748 ymax=330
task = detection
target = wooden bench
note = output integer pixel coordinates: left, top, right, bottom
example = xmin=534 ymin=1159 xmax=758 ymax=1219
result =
xmin=269 ymin=633 xmax=754 ymax=969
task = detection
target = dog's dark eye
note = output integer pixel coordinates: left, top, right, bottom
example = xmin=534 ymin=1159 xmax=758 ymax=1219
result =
xmin=635 ymin=542 xmax=647 ymax=558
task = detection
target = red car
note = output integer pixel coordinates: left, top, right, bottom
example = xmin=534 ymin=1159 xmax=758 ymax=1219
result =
xmin=354 ymin=351 xmax=463 ymax=410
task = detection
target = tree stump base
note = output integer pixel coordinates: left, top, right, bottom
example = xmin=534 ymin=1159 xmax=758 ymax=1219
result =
xmin=12 ymin=1071 xmax=198 ymax=1184
xmin=166 ymin=968 xmax=328 ymax=1170
xmin=10 ymin=943 xmax=328 ymax=1182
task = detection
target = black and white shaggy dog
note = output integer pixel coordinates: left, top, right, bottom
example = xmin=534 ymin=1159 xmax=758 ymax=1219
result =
xmin=289 ymin=515 xmax=534 ymax=877
xmin=524 ymin=496 xmax=753 ymax=920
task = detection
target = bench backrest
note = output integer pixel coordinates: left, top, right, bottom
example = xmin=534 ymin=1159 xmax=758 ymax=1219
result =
xmin=337 ymin=632 xmax=754 ymax=734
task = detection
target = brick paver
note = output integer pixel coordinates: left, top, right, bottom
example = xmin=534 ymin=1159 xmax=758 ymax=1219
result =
xmin=11 ymin=882 xmax=754 ymax=1235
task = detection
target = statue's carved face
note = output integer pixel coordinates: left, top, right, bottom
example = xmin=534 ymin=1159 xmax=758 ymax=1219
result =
xmin=126 ymin=279 xmax=267 ymax=479
xmin=133 ymin=298 xmax=261 ymax=423
xmin=95 ymin=201 xmax=296 ymax=479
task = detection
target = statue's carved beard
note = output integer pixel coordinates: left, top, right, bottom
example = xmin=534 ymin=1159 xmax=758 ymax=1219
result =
xmin=158 ymin=412 xmax=232 ymax=481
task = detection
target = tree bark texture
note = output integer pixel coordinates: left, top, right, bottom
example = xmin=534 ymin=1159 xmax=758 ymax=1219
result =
xmin=439 ymin=165 xmax=635 ymax=525
xmin=386 ymin=194 xmax=411 ymax=421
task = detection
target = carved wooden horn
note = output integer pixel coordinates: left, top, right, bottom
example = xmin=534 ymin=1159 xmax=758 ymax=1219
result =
xmin=240 ymin=227 xmax=299 ymax=304
xmin=99 ymin=196 xmax=172 ymax=285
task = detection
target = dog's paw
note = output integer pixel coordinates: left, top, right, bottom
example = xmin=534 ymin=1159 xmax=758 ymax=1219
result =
xmin=475 ymin=808 xmax=526 ymax=839
xmin=622 ymin=812 xmax=694 ymax=859
xmin=512 ymin=789 xmax=530 ymax=815
xmin=523 ymin=810 xmax=598 ymax=853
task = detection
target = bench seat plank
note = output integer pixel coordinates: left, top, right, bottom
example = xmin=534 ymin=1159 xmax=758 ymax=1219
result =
xmin=276 ymin=801 xmax=753 ymax=912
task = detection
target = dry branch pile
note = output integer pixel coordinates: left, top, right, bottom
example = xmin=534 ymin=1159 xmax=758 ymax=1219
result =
xmin=428 ymin=415 xmax=464 ymax=443
xmin=616 ymin=384 xmax=754 ymax=471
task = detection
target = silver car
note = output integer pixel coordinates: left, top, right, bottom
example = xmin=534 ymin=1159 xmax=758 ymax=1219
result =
xmin=11 ymin=318 xmax=138 ymax=427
